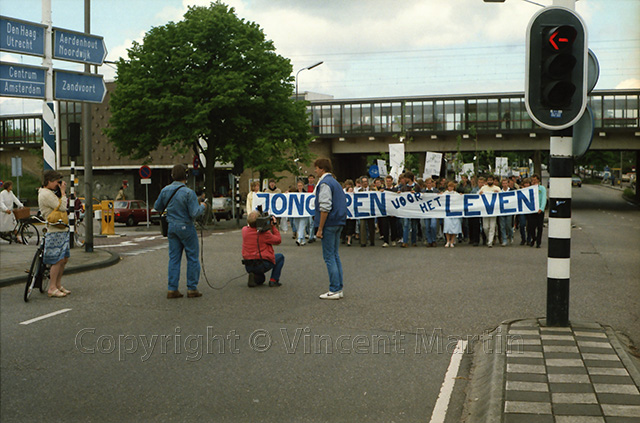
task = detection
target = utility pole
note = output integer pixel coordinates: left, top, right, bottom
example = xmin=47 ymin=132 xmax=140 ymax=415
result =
xmin=83 ymin=0 xmax=94 ymax=252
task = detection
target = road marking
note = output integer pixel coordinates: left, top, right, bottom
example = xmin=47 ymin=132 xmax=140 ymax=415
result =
xmin=429 ymin=339 xmax=467 ymax=423
xmin=20 ymin=308 xmax=72 ymax=325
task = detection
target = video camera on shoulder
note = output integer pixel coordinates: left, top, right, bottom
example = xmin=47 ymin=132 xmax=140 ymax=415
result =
xmin=255 ymin=206 xmax=274 ymax=233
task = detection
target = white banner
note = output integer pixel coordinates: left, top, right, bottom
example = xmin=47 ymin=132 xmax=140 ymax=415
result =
xmin=389 ymin=143 xmax=404 ymax=182
xmin=424 ymin=152 xmax=442 ymax=179
xmin=458 ymin=163 xmax=474 ymax=181
xmin=377 ymin=159 xmax=388 ymax=177
xmin=253 ymin=186 xmax=539 ymax=219
xmin=496 ymin=157 xmax=509 ymax=177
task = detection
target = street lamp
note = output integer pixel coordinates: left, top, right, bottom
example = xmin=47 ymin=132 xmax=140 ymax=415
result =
xmin=295 ymin=61 xmax=323 ymax=100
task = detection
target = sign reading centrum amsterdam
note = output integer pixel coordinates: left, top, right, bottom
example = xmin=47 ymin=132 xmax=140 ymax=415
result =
xmin=54 ymin=69 xmax=106 ymax=103
xmin=0 ymin=16 xmax=46 ymax=57
xmin=0 ymin=62 xmax=46 ymax=99
xmin=53 ymin=27 xmax=107 ymax=66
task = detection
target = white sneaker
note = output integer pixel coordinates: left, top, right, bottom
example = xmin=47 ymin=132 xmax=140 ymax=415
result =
xmin=319 ymin=290 xmax=343 ymax=300
xmin=391 ymin=241 xmax=396 ymax=247
xmin=382 ymin=242 xmax=389 ymax=248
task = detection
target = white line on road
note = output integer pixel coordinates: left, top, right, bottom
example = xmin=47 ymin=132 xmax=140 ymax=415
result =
xmin=429 ymin=339 xmax=468 ymax=423
xmin=20 ymin=308 xmax=72 ymax=325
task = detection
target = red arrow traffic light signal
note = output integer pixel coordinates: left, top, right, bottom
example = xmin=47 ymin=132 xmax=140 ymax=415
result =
xmin=547 ymin=26 xmax=577 ymax=51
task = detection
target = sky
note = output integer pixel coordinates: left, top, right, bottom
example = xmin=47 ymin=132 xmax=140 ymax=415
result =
xmin=1 ymin=0 xmax=638 ymax=115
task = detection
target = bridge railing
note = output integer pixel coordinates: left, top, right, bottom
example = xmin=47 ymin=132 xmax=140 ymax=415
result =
xmin=309 ymin=90 xmax=639 ymax=136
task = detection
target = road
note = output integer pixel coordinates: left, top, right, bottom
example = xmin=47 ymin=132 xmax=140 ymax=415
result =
xmin=1 ymin=184 xmax=637 ymax=422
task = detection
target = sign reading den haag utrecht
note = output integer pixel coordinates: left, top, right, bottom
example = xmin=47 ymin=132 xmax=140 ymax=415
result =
xmin=253 ymin=186 xmax=541 ymax=219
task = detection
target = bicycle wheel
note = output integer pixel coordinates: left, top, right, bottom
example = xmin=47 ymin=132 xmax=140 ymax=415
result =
xmin=39 ymin=265 xmax=50 ymax=293
xmin=25 ymin=249 xmax=43 ymax=302
xmin=20 ymin=222 xmax=40 ymax=245
xmin=74 ymin=221 xmax=85 ymax=247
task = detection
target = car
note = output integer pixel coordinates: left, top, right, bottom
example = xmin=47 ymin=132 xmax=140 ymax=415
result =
xmin=571 ymin=176 xmax=582 ymax=187
xmin=211 ymin=197 xmax=233 ymax=221
xmin=113 ymin=200 xmax=159 ymax=226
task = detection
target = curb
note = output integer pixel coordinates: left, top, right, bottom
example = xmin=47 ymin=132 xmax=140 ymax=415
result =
xmin=0 ymin=250 xmax=121 ymax=288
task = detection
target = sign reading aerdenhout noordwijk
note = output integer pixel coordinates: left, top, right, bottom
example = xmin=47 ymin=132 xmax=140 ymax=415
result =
xmin=253 ymin=186 xmax=541 ymax=219
xmin=53 ymin=27 xmax=107 ymax=66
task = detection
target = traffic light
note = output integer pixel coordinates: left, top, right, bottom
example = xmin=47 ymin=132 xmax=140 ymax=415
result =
xmin=526 ymin=7 xmax=587 ymax=130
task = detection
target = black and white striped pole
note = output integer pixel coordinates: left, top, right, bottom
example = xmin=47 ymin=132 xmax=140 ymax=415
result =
xmin=68 ymin=123 xmax=81 ymax=249
xmin=547 ymin=131 xmax=573 ymax=326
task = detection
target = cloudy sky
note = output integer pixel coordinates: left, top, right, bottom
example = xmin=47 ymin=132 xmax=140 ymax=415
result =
xmin=2 ymin=0 xmax=638 ymax=115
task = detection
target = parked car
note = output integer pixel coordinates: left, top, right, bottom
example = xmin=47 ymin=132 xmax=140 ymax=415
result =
xmin=571 ymin=176 xmax=582 ymax=187
xmin=113 ymin=200 xmax=158 ymax=226
xmin=211 ymin=197 xmax=233 ymax=221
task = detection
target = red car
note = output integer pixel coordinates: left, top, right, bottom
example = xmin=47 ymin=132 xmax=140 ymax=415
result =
xmin=114 ymin=200 xmax=158 ymax=226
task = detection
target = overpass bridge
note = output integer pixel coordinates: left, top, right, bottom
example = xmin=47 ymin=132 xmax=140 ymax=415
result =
xmin=307 ymin=89 xmax=639 ymax=155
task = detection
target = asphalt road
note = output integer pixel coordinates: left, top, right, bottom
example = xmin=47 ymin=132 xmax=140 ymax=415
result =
xmin=1 ymin=184 xmax=637 ymax=423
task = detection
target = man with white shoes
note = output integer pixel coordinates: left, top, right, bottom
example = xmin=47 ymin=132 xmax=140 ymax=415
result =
xmin=313 ymin=158 xmax=347 ymax=300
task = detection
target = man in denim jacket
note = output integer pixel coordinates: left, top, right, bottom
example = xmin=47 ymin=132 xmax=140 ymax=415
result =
xmin=154 ymin=164 xmax=205 ymax=299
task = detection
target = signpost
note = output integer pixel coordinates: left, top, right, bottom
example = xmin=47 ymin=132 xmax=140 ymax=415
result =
xmin=53 ymin=27 xmax=107 ymax=65
xmin=0 ymin=62 xmax=46 ymax=99
xmin=0 ymin=16 xmax=46 ymax=57
xmin=140 ymin=166 xmax=152 ymax=228
xmin=53 ymin=69 xmax=106 ymax=103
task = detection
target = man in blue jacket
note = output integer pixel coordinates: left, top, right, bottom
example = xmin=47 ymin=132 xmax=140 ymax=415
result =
xmin=313 ymin=158 xmax=347 ymax=300
xmin=154 ymin=164 xmax=205 ymax=298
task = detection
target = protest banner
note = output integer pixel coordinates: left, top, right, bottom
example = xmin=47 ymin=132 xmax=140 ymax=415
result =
xmin=253 ymin=186 xmax=539 ymax=220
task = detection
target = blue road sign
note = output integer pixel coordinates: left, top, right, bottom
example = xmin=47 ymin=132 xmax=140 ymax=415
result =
xmin=54 ymin=70 xmax=106 ymax=103
xmin=0 ymin=62 xmax=46 ymax=99
xmin=0 ymin=16 xmax=45 ymax=57
xmin=53 ymin=27 xmax=107 ymax=65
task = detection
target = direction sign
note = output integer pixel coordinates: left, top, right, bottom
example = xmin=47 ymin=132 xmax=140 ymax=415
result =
xmin=139 ymin=165 xmax=151 ymax=179
xmin=53 ymin=28 xmax=107 ymax=66
xmin=0 ymin=16 xmax=45 ymax=57
xmin=54 ymin=70 xmax=106 ymax=103
xmin=0 ymin=62 xmax=46 ymax=99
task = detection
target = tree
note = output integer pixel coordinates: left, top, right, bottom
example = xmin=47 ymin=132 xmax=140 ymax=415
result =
xmin=105 ymin=1 xmax=312 ymax=197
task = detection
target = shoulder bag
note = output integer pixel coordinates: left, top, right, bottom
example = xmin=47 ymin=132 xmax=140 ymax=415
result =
xmin=159 ymin=186 xmax=184 ymax=237
xmin=47 ymin=199 xmax=68 ymax=227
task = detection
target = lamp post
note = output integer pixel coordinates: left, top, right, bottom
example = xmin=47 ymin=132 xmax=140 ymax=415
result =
xmin=295 ymin=61 xmax=323 ymax=100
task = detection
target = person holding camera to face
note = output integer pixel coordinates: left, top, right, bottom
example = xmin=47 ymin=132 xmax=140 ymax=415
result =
xmin=242 ymin=210 xmax=285 ymax=288
xmin=154 ymin=164 xmax=206 ymax=299
xmin=38 ymin=170 xmax=71 ymax=298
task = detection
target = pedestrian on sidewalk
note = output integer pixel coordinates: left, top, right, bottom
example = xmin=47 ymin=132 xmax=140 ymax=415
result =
xmin=154 ymin=164 xmax=205 ymax=299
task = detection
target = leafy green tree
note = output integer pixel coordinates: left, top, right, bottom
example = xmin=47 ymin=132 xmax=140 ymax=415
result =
xmin=105 ymin=1 xmax=312 ymax=197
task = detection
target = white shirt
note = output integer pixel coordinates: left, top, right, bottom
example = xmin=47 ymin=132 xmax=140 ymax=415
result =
xmin=0 ymin=189 xmax=24 ymax=232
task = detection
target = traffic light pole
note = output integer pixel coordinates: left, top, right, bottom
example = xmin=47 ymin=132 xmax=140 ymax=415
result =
xmin=546 ymin=130 xmax=573 ymax=326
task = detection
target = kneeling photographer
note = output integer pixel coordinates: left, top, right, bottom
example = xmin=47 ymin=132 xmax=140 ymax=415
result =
xmin=242 ymin=209 xmax=284 ymax=288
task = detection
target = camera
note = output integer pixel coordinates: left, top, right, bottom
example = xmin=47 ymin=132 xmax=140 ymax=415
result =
xmin=255 ymin=206 xmax=275 ymax=233
xmin=54 ymin=180 xmax=62 ymax=198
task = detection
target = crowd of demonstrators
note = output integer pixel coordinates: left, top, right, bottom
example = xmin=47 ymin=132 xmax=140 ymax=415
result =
xmin=259 ymin=171 xmax=545 ymax=252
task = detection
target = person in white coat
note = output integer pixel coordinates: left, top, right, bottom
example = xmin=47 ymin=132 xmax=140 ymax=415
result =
xmin=0 ymin=181 xmax=24 ymax=239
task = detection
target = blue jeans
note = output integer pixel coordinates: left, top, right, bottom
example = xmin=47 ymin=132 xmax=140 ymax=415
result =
xmin=245 ymin=254 xmax=285 ymax=282
xmin=294 ymin=217 xmax=306 ymax=243
xmin=321 ymin=225 xmax=343 ymax=293
xmin=499 ymin=215 xmax=514 ymax=245
xmin=402 ymin=218 xmax=418 ymax=244
xmin=421 ymin=218 xmax=438 ymax=244
xmin=306 ymin=217 xmax=316 ymax=240
xmin=167 ymin=223 xmax=200 ymax=291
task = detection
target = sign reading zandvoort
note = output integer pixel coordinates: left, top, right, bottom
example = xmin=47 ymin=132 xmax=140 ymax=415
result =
xmin=252 ymin=186 xmax=541 ymax=219
xmin=53 ymin=28 xmax=107 ymax=65
xmin=0 ymin=16 xmax=45 ymax=57
xmin=54 ymin=69 xmax=106 ymax=103
xmin=0 ymin=62 xmax=46 ymax=99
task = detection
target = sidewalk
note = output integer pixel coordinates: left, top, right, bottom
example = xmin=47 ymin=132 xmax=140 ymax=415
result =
xmin=0 ymin=242 xmax=119 ymax=288
xmin=465 ymin=318 xmax=640 ymax=422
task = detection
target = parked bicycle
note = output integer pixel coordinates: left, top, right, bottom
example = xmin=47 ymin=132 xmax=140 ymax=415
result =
xmin=0 ymin=211 xmax=44 ymax=246
xmin=24 ymin=227 xmax=50 ymax=302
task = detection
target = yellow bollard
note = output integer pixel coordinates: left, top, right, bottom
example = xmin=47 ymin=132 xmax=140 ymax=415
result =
xmin=101 ymin=200 xmax=115 ymax=235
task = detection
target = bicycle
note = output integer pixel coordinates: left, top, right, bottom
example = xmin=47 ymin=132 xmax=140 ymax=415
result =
xmin=0 ymin=212 xmax=44 ymax=246
xmin=24 ymin=227 xmax=50 ymax=302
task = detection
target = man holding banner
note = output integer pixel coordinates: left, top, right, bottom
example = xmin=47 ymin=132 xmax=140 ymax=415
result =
xmin=313 ymin=158 xmax=347 ymax=300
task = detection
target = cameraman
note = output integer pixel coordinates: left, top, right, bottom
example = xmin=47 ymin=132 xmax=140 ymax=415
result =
xmin=242 ymin=210 xmax=284 ymax=288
